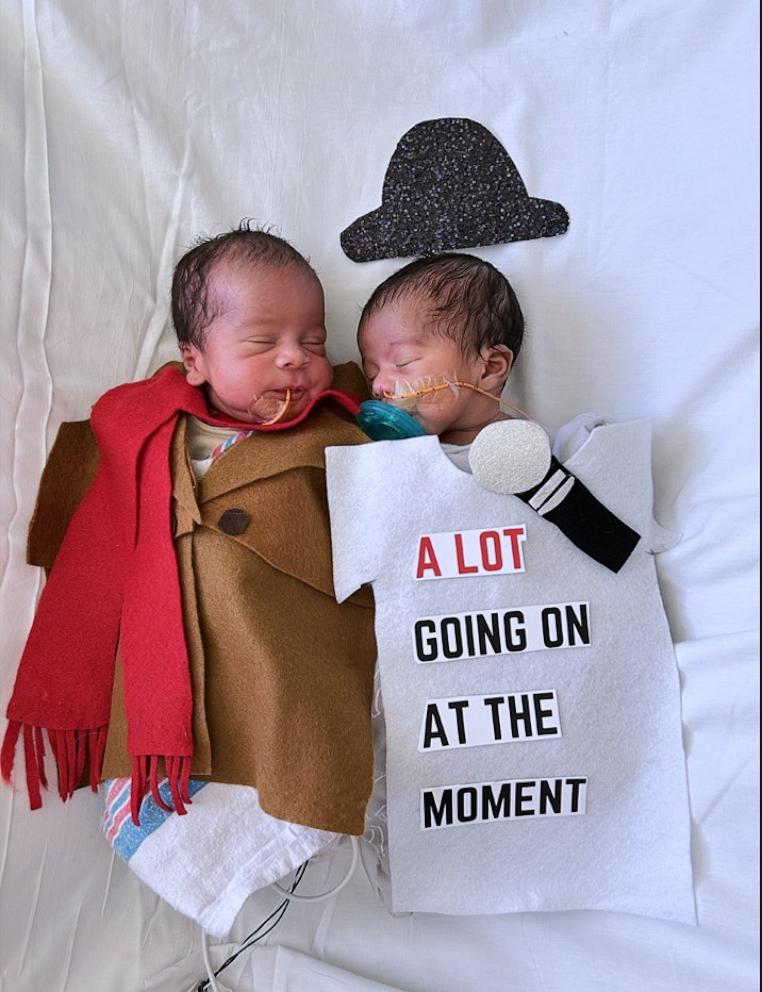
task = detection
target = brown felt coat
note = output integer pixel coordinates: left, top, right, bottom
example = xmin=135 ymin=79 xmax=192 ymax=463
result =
xmin=27 ymin=363 xmax=376 ymax=835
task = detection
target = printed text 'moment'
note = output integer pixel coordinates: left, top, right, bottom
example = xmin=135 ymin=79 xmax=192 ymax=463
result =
xmin=421 ymin=776 xmax=588 ymax=830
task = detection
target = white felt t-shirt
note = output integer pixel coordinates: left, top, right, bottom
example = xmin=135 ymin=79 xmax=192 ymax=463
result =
xmin=326 ymin=420 xmax=694 ymax=922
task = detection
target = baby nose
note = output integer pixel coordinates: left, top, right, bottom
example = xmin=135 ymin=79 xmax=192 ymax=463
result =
xmin=371 ymin=372 xmax=395 ymax=399
xmin=275 ymin=344 xmax=308 ymax=368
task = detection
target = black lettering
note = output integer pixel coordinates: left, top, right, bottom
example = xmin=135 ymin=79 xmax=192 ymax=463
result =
xmin=533 ymin=692 xmax=559 ymax=736
xmin=447 ymin=699 xmax=469 ymax=744
xmin=441 ymin=618 xmax=463 ymax=659
xmin=514 ymin=780 xmax=536 ymax=816
xmin=422 ymin=789 xmax=453 ymax=828
xmin=414 ymin=620 xmax=438 ymax=662
xmin=481 ymin=782 xmax=512 ymax=820
xmin=541 ymin=607 xmax=564 ymax=647
xmin=507 ymin=693 xmax=534 ymax=738
xmin=463 ymin=613 xmax=476 ymax=657
xmin=538 ymin=778 xmax=563 ymax=814
xmin=483 ymin=696 xmax=504 ymax=741
xmin=476 ymin=612 xmax=502 ymax=655
xmin=566 ymin=603 xmax=590 ymax=646
xmin=565 ymin=777 xmax=587 ymax=814
xmin=422 ymin=704 xmax=449 ymax=749
xmin=456 ymin=786 xmax=479 ymax=822
xmin=502 ymin=610 xmax=527 ymax=651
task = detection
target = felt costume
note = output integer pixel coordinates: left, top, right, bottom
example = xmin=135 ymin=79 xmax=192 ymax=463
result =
xmin=5 ymin=363 xmax=376 ymax=836
xmin=326 ymin=420 xmax=695 ymax=921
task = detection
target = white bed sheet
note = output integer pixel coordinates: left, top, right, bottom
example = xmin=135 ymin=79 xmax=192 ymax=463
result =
xmin=0 ymin=2 xmax=758 ymax=990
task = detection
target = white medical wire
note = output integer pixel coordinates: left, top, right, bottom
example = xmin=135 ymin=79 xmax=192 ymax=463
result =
xmin=201 ymin=926 xmax=223 ymax=992
xmin=270 ymin=835 xmax=359 ymax=903
xmin=198 ymin=841 xmax=356 ymax=989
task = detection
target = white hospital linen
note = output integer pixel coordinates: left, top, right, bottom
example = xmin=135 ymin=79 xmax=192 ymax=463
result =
xmin=104 ymin=780 xmax=337 ymax=938
xmin=0 ymin=2 xmax=756 ymax=989
xmin=326 ymin=420 xmax=695 ymax=921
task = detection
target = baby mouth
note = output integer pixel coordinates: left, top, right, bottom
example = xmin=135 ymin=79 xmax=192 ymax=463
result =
xmin=257 ymin=387 xmax=305 ymax=403
xmin=248 ymin=386 xmax=310 ymax=425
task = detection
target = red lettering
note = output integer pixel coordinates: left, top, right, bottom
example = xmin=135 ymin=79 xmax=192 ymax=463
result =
xmin=479 ymin=530 xmax=503 ymax=571
xmin=454 ymin=533 xmax=479 ymax=574
xmin=416 ymin=536 xmax=442 ymax=578
xmin=502 ymin=527 xmax=526 ymax=570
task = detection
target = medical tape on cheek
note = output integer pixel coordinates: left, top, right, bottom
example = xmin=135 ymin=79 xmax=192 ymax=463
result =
xmin=384 ymin=374 xmax=461 ymax=412
xmin=384 ymin=373 xmax=532 ymax=423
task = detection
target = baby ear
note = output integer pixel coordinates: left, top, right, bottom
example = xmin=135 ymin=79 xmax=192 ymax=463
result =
xmin=480 ymin=344 xmax=514 ymax=391
xmin=179 ymin=343 xmax=207 ymax=386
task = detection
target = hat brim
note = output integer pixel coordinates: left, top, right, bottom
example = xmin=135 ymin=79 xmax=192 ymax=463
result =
xmin=341 ymin=196 xmax=569 ymax=262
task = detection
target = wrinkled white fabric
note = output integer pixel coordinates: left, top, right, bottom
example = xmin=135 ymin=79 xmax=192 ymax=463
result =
xmin=0 ymin=1 xmax=756 ymax=990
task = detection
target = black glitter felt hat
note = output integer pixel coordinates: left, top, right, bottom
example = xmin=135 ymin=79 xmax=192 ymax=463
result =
xmin=340 ymin=117 xmax=569 ymax=262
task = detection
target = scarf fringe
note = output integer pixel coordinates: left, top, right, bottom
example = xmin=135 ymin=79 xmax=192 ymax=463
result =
xmin=130 ymin=754 xmax=192 ymax=825
xmin=1 ymin=721 xmax=108 ymax=809
xmin=1 ymin=721 xmax=191 ymax=826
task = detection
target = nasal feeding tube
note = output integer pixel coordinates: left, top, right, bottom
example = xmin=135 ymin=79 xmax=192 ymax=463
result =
xmin=356 ymin=372 xmax=531 ymax=441
xmin=245 ymin=374 xmax=530 ymax=438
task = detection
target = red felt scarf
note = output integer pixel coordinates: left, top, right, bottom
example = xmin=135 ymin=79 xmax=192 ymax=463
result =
xmin=1 ymin=366 xmax=360 ymax=823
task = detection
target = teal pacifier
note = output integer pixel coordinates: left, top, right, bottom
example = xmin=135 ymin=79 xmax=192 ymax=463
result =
xmin=356 ymin=400 xmax=428 ymax=440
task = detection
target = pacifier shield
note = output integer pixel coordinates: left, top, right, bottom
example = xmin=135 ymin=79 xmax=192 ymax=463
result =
xmin=469 ymin=420 xmax=551 ymax=494
xmin=357 ymin=400 xmax=428 ymax=440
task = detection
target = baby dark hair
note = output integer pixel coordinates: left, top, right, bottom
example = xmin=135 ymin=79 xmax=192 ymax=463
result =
xmin=172 ymin=221 xmax=318 ymax=348
xmin=359 ymin=252 xmax=524 ymax=361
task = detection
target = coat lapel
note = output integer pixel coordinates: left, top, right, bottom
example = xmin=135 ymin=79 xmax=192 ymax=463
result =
xmin=170 ymin=363 xmax=373 ymax=605
xmin=195 ymin=358 xmax=370 ymax=504
xmin=196 ymin=407 xmax=365 ymax=504
xmin=170 ymin=417 xmax=201 ymax=534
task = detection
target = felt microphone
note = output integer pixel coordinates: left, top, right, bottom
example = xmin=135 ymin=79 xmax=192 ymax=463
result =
xmin=468 ymin=420 xmax=640 ymax=573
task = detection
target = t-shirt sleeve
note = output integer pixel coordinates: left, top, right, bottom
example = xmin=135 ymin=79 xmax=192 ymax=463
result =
xmin=325 ymin=443 xmax=383 ymax=602
xmin=558 ymin=417 xmax=680 ymax=555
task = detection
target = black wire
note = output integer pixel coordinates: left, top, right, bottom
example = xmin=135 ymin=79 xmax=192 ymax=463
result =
xmin=196 ymin=861 xmax=309 ymax=992
xmin=195 ymin=893 xmax=294 ymax=992
xmin=231 ymin=862 xmax=307 ymax=958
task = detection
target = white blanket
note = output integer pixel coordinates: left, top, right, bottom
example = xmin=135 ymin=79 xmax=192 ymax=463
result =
xmin=102 ymin=779 xmax=337 ymax=938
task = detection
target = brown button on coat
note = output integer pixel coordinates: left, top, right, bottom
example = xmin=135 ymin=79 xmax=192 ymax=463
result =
xmin=27 ymin=363 xmax=377 ymax=836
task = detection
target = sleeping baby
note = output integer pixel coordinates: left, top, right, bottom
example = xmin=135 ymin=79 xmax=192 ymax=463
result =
xmin=326 ymin=252 xmax=694 ymax=923
xmin=3 ymin=223 xmax=377 ymax=935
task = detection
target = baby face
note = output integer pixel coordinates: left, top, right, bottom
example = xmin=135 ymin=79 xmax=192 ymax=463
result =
xmin=359 ymin=296 xmax=504 ymax=443
xmin=181 ymin=262 xmax=333 ymax=422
